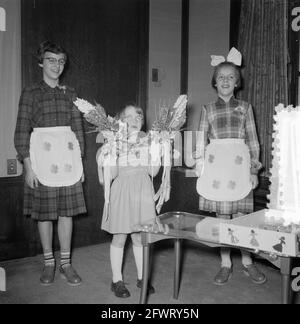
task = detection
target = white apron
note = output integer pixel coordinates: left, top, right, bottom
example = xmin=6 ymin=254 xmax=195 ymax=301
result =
xmin=30 ymin=126 xmax=83 ymax=187
xmin=196 ymin=139 xmax=252 ymax=201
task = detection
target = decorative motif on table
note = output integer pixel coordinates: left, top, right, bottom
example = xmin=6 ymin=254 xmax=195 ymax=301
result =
xmin=272 ymin=237 xmax=286 ymax=253
xmin=228 ymin=228 xmax=239 ymax=244
xmin=249 ymin=230 xmax=260 ymax=247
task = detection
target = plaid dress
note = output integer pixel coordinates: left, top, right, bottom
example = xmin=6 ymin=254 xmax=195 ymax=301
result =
xmin=197 ymin=96 xmax=261 ymax=215
xmin=14 ymin=81 xmax=87 ymax=220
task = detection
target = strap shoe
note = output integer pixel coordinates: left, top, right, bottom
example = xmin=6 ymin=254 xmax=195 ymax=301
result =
xmin=137 ymin=279 xmax=155 ymax=294
xmin=40 ymin=265 xmax=55 ymax=286
xmin=59 ymin=265 xmax=82 ymax=286
xmin=214 ymin=266 xmax=232 ymax=285
xmin=111 ymin=280 xmax=130 ymax=298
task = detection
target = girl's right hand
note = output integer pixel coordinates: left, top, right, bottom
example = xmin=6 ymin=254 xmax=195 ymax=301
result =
xmin=24 ymin=157 xmax=39 ymax=189
xmin=25 ymin=168 xmax=39 ymax=189
xmin=195 ymin=159 xmax=204 ymax=177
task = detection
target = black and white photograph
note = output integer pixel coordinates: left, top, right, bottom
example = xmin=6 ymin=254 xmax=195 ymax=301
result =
xmin=1 ymin=0 xmax=300 ymax=308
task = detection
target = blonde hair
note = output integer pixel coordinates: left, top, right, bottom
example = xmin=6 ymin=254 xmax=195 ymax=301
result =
xmin=117 ymin=103 xmax=144 ymax=126
xmin=211 ymin=62 xmax=242 ymax=91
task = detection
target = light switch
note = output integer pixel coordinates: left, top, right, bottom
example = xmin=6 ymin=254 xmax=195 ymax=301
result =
xmin=7 ymin=159 xmax=17 ymax=175
xmin=152 ymin=68 xmax=159 ymax=82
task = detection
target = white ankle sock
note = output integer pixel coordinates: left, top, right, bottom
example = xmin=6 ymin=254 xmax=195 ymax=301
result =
xmin=220 ymin=247 xmax=232 ymax=268
xmin=132 ymin=245 xmax=143 ymax=280
xmin=241 ymin=250 xmax=253 ymax=267
xmin=110 ymin=245 xmax=124 ymax=283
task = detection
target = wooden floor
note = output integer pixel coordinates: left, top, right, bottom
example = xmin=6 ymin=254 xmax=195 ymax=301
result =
xmin=1 ymin=241 xmax=299 ymax=304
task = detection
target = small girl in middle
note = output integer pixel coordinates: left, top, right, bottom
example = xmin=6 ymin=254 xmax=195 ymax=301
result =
xmin=99 ymin=104 xmax=161 ymax=298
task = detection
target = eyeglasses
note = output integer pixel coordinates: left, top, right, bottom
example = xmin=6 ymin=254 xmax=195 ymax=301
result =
xmin=44 ymin=57 xmax=66 ymax=66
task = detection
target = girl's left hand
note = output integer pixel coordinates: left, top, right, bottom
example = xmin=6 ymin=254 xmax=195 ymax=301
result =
xmin=250 ymin=174 xmax=258 ymax=189
xmin=81 ymin=172 xmax=85 ymax=183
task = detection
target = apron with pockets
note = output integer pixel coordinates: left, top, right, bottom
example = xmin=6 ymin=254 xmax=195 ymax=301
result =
xmin=196 ymin=139 xmax=252 ymax=201
xmin=30 ymin=126 xmax=83 ymax=187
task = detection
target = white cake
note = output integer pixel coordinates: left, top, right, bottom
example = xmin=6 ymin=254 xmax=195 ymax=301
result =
xmin=267 ymin=104 xmax=300 ymax=226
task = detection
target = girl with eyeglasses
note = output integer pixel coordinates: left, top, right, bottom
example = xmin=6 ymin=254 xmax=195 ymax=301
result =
xmin=14 ymin=40 xmax=86 ymax=287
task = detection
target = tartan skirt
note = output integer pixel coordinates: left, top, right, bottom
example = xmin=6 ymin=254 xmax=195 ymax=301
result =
xmin=23 ymin=180 xmax=87 ymax=221
xmin=199 ymin=190 xmax=254 ymax=215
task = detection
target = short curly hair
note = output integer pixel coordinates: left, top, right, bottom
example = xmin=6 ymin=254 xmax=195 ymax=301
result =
xmin=37 ymin=40 xmax=67 ymax=64
xmin=211 ymin=61 xmax=242 ymax=91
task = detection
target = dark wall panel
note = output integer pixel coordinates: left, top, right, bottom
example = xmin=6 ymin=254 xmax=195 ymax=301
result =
xmin=21 ymin=0 xmax=148 ymax=114
xmin=0 ymin=177 xmax=39 ymax=261
xmin=0 ymin=0 xmax=148 ymax=261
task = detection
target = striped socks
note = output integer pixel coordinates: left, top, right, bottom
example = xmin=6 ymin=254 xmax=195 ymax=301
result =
xmin=60 ymin=251 xmax=71 ymax=268
xmin=44 ymin=251 xmax=55 ymax=267
xmin=43 ymin=251 xmax=71 ymax=268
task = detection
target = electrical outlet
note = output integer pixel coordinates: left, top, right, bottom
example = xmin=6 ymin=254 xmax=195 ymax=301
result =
xmin=7 ymin=159 xmax=17 ymax=175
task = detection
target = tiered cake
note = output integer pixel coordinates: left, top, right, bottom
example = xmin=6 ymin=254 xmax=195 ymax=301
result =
xmin=217 ymin=104 xmax=300 ymax=256
xmin=266 ymin=104 xmax=300 ymax=227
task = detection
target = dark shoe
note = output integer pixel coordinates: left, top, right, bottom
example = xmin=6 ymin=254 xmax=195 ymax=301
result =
xmin=40 ymin=265 xmax=55 ymax=286
xmin=243 ymin=264 xmax=266 ymax=284
xmin=59 ymin=265 xmax=82 ymax=286
xmin=111 ymin=281 xmax=130 ymax=298
xmin=214 ymin=267 xmax=232 ymax=285
xmin=137 ymin=279 xmax=155 ymax=294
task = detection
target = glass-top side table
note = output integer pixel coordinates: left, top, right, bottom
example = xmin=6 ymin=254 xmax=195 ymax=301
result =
xmin=139 ymin=211 xmax=294 ymax=304
xmin=139 ymin=211 xmax=222 ymax=304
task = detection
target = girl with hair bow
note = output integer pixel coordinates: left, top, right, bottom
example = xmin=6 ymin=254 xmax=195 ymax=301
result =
xmin=194 ymin=48 xmax=266 ymax=286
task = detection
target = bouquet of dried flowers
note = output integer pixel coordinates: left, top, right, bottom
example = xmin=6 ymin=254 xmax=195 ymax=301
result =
xmin=73 ymin=98 xmax=119 ymax=133
xmin=150 ymin=95 xmax=188 ymax=213
xmin=151 ymin=95 xmax=187 ymax=134
xmin=74 ymin=95 xmax=188 ymax=217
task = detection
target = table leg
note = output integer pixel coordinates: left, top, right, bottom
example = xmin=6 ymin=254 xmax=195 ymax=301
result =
xmin=139 ymin=244 xmax=150 ymax=304
xmin=173 ymin=239 xmax=181 ymax=299
xmin=0 ymin=267 xmax=6 ymax=291
xmin=280 ymin=257 xmax=292 ymax=304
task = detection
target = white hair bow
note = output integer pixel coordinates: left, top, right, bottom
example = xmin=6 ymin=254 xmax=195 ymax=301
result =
xmin=210 ymin=47 xmax=242 ymax=67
